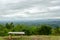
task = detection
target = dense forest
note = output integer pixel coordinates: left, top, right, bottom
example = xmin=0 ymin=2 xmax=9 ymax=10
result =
xmin=0 ymin=22 xmax=60 ymax=36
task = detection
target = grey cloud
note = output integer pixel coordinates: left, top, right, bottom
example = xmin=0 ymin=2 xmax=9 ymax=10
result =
xmin=0 ymin=0 xmax=48 ymax=15
xmin=0 ymin=0 xmax=51 ymax=10
xmin=0 ymin=0 xmax=60 ymax=20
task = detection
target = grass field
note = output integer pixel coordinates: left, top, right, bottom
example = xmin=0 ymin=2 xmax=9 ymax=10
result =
xmin=0 ymin=35 xmax=60 ymax=40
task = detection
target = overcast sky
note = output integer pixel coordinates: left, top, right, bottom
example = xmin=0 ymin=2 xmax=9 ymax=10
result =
xmin=0 ymin=0 xmax=60 ymax=21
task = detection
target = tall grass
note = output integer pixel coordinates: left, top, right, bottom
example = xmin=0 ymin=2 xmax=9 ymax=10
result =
xmin=1 ymin=35 xmax=60 ymax=40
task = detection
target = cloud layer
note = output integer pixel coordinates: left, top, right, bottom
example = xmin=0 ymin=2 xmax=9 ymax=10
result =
xmin=0 ymin=0 xmax=60 ymax=21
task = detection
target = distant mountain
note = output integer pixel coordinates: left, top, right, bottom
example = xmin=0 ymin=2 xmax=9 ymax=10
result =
xmin=13 ymin=19 xmax=60 ymax=27
xmin=0 ymin=19 xmax=60 ymax=27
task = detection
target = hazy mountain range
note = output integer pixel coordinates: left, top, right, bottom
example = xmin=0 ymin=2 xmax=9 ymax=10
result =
xmin=0 ymin=19 xmax=60 ymax=27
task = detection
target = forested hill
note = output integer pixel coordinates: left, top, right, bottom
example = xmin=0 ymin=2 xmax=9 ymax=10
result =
xmin=0 ymin=19 xmax=60 ymax=27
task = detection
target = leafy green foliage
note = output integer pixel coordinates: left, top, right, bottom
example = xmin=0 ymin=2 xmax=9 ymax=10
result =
xmin=52 ymin=27 xmax=60 ymax=35
xmin=5 ymin=22 xmax=14 ymax=29
xmin=38 ymin=25 xmax=52 ymax=35
xmin=0 ymin=22 xmax=60 ymax=36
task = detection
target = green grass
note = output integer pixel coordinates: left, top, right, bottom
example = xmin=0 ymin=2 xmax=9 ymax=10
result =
xmin=0 ymin=35 xmax=60 ymax=40
xmin=0 ymin=37 xmax=4 ymax=40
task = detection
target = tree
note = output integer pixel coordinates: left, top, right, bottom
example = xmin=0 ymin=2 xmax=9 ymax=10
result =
xmin=53 ymin=27 xmax=60 ymax=35
xmin=5 ymin=22 xmax=14 ymax=29
xmin=38 ymin=25 xmax=52 ymax=35
xmin=12 ymin=24 xmax=26 ymax=32
xmin=0 ymin=24 xmax=8 ymax=36
xmin=24 ymin=26 xmax=37 ymax=35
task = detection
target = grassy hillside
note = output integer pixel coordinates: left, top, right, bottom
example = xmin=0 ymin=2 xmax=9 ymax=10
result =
xmin=1 ymin=35 xmax=60 ymax=40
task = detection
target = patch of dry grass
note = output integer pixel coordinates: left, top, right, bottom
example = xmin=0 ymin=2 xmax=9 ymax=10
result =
xmin=1 ymin=35 xmax=60 ymax=40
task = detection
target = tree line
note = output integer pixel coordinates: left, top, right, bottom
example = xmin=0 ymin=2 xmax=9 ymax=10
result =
xmin=0 ymin=22 xmax=60 ymax=36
